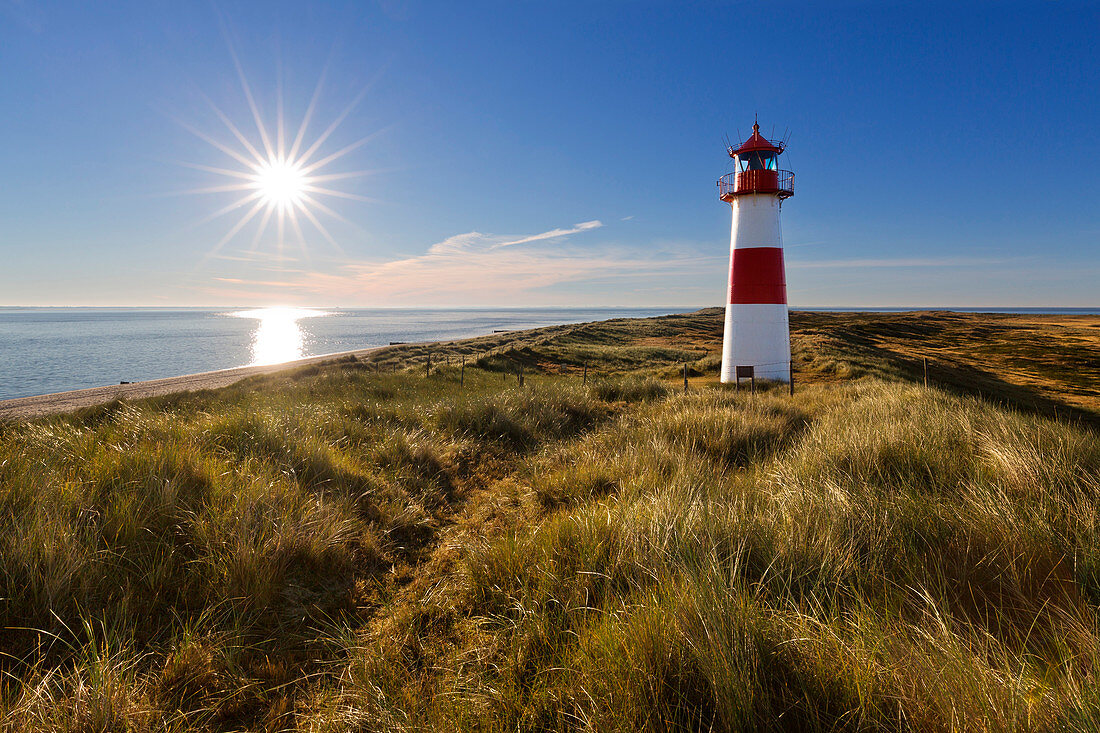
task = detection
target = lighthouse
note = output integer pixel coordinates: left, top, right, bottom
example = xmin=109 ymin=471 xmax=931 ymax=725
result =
xmin=717 ymin=121 xmax=794 ymax=383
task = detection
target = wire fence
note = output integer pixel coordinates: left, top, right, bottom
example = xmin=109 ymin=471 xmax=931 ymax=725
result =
xmin=321 ymin=335 xmax=803 ymax=396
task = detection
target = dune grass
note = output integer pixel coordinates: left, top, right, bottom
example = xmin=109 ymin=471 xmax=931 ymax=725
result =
xmin=2 ymin=318 xmax=1099 ymax=730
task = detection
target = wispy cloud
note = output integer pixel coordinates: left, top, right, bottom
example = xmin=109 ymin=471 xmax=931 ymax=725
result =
xmin=213 ymin=276 xmax=305 ymax=288
xmin=207 ymin=219 xmax=717 ymax=305
xmin=496 ymin=220 xmax=603 ymax=248
xmin=211 ymin=250 xmax=300 ymax=263
xmin=426 ymin=220 xmax=603 ymax=255
xmin=790 ymin=256 xmax=1021 ymax=269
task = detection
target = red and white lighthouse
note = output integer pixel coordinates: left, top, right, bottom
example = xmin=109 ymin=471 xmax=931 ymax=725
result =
xmin=717 ymin=121 xmax=795 ymax=383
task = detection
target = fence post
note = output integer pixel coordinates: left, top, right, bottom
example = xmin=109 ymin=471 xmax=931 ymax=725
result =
xmin=461 ymin=356 xmax=465 ymax=386
xmin=683 ymin=363 xmax=688 ymax=393
xmin=923 ymin=357 xmax=928 ymax=388
xmin=519 ymin=363 xmax=524 ymax=387
xmin=583 ymin=363 xmax=587 ymax=384
xmin=789 ymin=360 xmax=794 ymax=397
xmin=426 ymin=351 xmax=431 ymax=378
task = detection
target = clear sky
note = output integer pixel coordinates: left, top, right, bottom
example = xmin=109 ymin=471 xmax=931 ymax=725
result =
xmin=1 ymin=0 xmax=1097 ymax=308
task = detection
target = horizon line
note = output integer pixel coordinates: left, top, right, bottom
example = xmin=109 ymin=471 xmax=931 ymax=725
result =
xmin=1 ymin=304 xmax=1098 ymax=311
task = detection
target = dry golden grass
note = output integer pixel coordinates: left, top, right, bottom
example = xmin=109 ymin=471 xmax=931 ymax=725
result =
xmin=1 ymin=310 xmax=1098 ymax=731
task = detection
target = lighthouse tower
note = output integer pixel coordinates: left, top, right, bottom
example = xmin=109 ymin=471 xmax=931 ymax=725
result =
xmin=717 ymin=121 xmax=794 ymax=383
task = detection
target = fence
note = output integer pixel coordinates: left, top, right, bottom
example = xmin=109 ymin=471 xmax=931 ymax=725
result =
xmin=326 ymin=338 xmax=805 ymax=397
xmin=718 ymin=169 xmax=794 ymax=199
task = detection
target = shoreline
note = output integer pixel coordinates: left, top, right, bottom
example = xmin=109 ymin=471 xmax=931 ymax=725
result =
xmin=5 ymin=309 xmax=1098 ymax=422
xmin=0 ymin=346 xmax=386 ymax=421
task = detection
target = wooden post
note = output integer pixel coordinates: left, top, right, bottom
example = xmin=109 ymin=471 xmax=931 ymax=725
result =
xmin=426 ymin=351 xmax=431 ymax=378
xmin=923 ymin=357 xmax=928 ymax=388
xmin=461 ymin=356 xmax=465 ymax=386
xmin=789 ymin=360 xmax=794 ymax=397
xmin=519 ymin=363 xmax=524 ymax=387
xmin=583 ymin=363 xmax=588 ymax=384
xmin=683 ymin=363 xmax=688 ymax=392
xmin=751 ymin=375 xmax=756 ymax=395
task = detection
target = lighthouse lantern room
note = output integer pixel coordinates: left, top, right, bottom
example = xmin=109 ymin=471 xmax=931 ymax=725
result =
xmin=716 ymin=121 xmax=795 ymax=383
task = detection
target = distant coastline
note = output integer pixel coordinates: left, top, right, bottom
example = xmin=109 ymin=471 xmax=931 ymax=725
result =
xmin=798 ymin=307 xmax=1100 ymax=314
xmin=2 ymin=306 xmax=1098 ymax=403
xmin=2 ymin=305 xmax=1096 ymax=314
xmin=0 ymin=307 xmax=683 ymax=401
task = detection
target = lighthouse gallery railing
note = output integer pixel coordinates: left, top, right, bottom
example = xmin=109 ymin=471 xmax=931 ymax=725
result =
xmin=718 ymin=169 xmax=794 ymax=199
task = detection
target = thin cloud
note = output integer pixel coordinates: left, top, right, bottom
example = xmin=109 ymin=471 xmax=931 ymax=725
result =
xmin=427 ymin=220 xmax=603 ymax=255
xmin=213 ymin=276 xmax=304 ymax=288
xmin=207 ymin=218 xmax=716 ymax=305
xmin=497 ymin=220 xmax=602 ymax=248
xmin=790 ymin=256 xmax=1020 ymax=269
xmin=212 ymin=250 xmax=300 ymax=263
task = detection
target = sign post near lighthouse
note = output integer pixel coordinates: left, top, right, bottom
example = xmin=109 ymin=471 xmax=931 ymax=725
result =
xmin=717 ymin=121 xmax=795 ymax=383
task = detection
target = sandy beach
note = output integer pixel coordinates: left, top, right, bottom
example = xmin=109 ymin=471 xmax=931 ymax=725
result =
xmin=0 ymin=347 xmax=383 ymax=421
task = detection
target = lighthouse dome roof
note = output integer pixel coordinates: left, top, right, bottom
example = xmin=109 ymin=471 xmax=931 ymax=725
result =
xmin=730 ymin=122 xmax=784 ymax=156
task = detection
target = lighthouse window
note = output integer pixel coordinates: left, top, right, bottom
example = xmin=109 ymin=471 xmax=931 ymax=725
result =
xmin=738 ymin=152 xmax=777 ymax=171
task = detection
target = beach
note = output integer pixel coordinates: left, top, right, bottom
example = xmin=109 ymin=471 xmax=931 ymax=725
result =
xmin=0 ymin=346 xmax=382 ymax=421
xmin=5 ymin=308 xmax=1099 ymax=422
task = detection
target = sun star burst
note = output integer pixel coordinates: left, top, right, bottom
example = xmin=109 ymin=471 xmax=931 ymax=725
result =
xmin=177 ymin=56 xmax=380 ymax=260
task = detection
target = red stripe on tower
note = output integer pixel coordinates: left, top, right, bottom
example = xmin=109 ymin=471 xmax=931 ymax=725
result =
xmin=727 ymin=247 xmax=787 ymax=304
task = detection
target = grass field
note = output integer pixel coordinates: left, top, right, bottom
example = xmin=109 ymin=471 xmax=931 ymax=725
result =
xmin=1 ymin=309 xmax=1098 ymax=731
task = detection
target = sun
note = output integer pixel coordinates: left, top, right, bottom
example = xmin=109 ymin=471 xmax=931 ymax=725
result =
xmin=176 ymin=53 xmax=380 ymax=258
xmin=252 ymin=158 xmax=307 ymax=209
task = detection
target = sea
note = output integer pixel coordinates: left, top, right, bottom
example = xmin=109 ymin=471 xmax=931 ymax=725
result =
xmin=1 ymin=306 xmax=1097 ymax=402
xmin=0 ymin=307 xmax=684 ymax=401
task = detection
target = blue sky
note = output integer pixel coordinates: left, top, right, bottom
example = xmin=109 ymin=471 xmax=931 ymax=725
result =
xmin=1 ymin=0 xmax=1097 ymax=307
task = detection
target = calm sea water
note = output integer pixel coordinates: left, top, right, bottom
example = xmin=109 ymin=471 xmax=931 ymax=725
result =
xmin=0 ymin=307 xmax=685 ymax=401
xmin=1 ymin=306 xmax=1097 ymax=402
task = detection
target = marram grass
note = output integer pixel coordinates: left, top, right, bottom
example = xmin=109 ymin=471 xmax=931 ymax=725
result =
xmin=1 ymin=349 xmax=1099 ymax=731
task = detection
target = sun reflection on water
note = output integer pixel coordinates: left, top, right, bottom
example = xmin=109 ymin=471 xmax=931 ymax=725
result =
xmin=229 ymin=307 xmax=331 ymax=366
